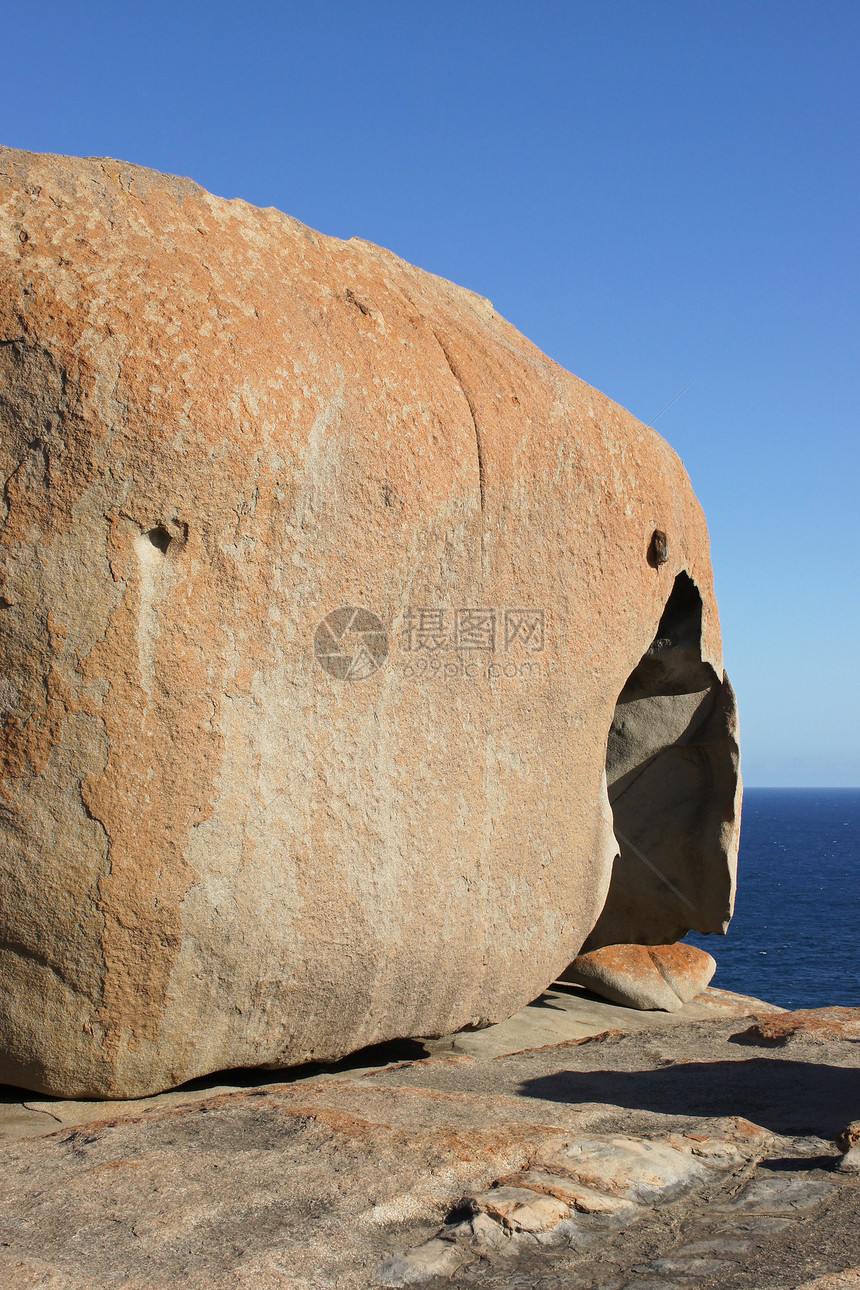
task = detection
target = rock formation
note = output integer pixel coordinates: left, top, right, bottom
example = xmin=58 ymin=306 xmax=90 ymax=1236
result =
xmin=0 ymin=147 xmax=740 ymax=1098
xmin=560 ymin=942 xmax=717 ymax=1011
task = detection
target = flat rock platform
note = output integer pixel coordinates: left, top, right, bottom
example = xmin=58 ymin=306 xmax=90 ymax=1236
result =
xmin=1 ymin=985 xmax=858 ymax=1290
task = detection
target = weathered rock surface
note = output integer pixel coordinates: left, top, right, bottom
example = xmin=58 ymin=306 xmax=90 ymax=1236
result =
xmin=798 ymin=1271 xmax=860 ymax=1290
xmin=561 ymin=942 xmax=717 ymax=1011
xmin=0 ymin=991 xmax=857 ymax=1289
xmin=738 ymin=1008 xmax=860 ymax=1047
xmin=0 ymin=146 xmax=740 ymax=1098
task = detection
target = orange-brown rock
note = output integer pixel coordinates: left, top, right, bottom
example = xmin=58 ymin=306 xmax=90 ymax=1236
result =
xmin=739 ymin=1008 xmax=860 ymax=1046
xmin=560 ymin=942 xmax=717 ymax=1011
xmin=0 ymin=147 xmax=740 ymax=1097
xmin=837 ymin=1122 xmax=860 ymax=1152
xmin=836 ymin=1120 xmax=860 ymax=1174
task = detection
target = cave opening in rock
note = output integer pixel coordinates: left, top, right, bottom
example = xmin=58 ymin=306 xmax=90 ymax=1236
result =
xmin=584 ymin=572 xmax=740 ymax=952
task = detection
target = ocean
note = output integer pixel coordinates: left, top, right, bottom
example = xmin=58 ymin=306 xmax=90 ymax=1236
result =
xmin=686 ymin=787 xmax=860 ymax=1010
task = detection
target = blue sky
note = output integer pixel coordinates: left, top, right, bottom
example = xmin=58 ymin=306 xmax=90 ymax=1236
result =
xmin=2 ymin=1 xmax=858 ymax=785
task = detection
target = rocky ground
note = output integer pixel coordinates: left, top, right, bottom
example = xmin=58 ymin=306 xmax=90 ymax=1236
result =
xmin=0 ymin=985 xmax=857 ymax=1289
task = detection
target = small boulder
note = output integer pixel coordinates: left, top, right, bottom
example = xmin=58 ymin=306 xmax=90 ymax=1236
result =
xmin=836 ymin=1121 xmax=860 ymax=1173
xmin=837 ymin=1121 xmax=860 ymax=1151
xmin=560 ymin=943 xmax=716 ymax=1012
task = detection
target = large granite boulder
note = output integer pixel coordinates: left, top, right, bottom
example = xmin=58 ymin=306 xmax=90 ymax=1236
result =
xmin=0 ymin=147 xmax=740 ymax=1097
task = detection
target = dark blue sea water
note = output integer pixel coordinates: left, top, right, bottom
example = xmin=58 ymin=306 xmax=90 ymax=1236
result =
xmin=686 ymin=788 xmax=860 ymax=1010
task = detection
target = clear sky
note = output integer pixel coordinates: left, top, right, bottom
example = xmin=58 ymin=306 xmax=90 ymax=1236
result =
xmin=2 ymin=1 xmax=858 ymax=785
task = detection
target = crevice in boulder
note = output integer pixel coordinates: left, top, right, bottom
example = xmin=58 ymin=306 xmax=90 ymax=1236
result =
xmin=146 ymin=525 xmax=172 ymax=554
xmin=431 ymin=329 xmax=486 ymax=517
xmin=583 ymin=572 xmax=740 ymax=951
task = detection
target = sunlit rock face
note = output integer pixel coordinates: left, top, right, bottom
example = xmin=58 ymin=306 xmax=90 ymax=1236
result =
xmin=0 ymin=147 xmax=739 ymax=1098
xmin=561 ymin=943 xmax=718 ymax=1012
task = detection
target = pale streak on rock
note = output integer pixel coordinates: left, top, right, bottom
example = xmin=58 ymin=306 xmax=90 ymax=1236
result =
xmin=470 ymin=1185 xmax=571 ymax=1232
xmin=376 ymin=1238 xmax=472 ymax=1287
xmin=532 ymin=1133 xmax=714 ymax=1204
xmin=499 ymin=1168 xmax=638 ymax=1214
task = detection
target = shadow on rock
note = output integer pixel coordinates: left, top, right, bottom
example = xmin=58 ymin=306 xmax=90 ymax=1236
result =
xmin=172 ymin=1037 xmax=434 ymax=1096
xmin=0 ymin=1038 xmax=434 ymax=1109
xmin=518 ymin=1059 xmax=860 ymax=1137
